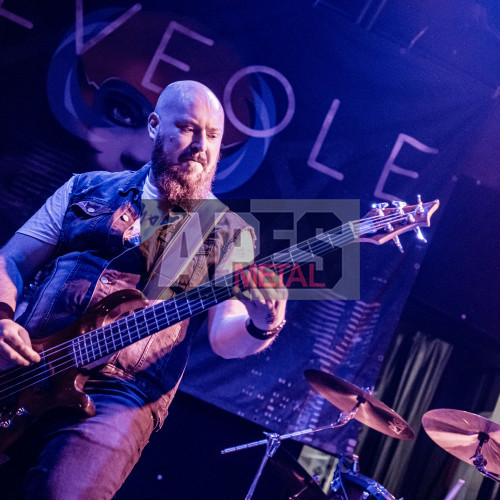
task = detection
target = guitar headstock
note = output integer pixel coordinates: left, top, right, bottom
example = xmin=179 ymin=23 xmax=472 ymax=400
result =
xmin=358 ymin=197 xmax=439 ymax=251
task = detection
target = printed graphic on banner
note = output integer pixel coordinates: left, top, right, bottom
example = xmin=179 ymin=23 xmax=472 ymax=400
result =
xmin=45 ymin=7 xmax=290 ymax=191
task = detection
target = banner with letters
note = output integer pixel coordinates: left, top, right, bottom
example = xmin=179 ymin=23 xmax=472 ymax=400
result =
xmin=0 ymin=0 xmax=495 ymax=454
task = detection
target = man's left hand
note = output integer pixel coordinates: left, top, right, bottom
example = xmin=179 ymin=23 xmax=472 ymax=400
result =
xmin=233 ymin=266 xmax=288 ymax=330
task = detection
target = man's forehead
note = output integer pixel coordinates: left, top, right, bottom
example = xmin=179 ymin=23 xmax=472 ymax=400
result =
xmin=170 ymin=95 xmax=224 ymax=127
xmin=175 ymin=113 xmax=224 ymax=130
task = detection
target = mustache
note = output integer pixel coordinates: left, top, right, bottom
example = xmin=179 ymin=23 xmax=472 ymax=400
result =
xmin=178 ymin=152 xmax=207 ymax=167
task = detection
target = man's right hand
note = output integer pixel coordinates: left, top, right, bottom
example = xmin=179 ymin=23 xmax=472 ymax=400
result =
xmin=0 ymin=319 xmax=40 ymax=370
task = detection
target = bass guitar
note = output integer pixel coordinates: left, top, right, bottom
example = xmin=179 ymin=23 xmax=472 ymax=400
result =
xmin=0 ymin=198 xmax=439 ymax=455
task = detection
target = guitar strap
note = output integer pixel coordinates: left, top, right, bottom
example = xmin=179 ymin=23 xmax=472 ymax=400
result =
xmin=142 ymin=197 xmax=228 ymax=303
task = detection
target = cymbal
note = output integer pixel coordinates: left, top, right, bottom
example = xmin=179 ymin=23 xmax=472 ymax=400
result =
xmin=422 ymin=409 xmax=500 ymax=474
xmin=305 ymin=369 xmax=415 ymax=440
xmin=269 ymin=447 xmax=327 ymax=500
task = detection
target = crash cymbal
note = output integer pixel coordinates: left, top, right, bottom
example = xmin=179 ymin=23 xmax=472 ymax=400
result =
xmin=422 ymin=409 xmax=500 ymax=474
xmin=305 ymin=369 xmax=415 ymax=440
xmin=269 ymin=447 xmax=327 ymax=500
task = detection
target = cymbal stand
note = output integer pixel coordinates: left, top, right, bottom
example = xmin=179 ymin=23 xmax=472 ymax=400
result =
xmin=221 ymin=399 xmax=363 ymax=500
xmin=470 ymin=432 xmax=500 ymax=484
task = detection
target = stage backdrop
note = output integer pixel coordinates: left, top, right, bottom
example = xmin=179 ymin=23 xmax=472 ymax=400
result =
xmin=0 ymin=1 xmax=497 ymax=455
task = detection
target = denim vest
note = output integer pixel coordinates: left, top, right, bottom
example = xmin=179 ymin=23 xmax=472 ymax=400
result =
xmin=17 ymin=164 xmax=254 ymax=424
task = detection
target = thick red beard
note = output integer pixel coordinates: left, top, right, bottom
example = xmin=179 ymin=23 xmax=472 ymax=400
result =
xmin=151 ymin=136 xmax=216 ymax=209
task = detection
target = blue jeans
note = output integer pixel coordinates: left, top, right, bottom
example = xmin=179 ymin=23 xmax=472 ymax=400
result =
xmin=0 ymin=379 xmax=156 ymax=500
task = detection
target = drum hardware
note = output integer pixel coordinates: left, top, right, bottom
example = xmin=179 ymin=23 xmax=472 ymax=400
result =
xmin=329 ymin=455 xmax=359 ymax=497
xmin=328 ymin=454 xmax=401 ymax=500
xmin=443 ymin=479 xmax=465 ymax=500
xmin=422 ymin=408 xmax=500 ymax=484
xmin=221 ymin=403 xmax=361 ymax=499
xmin=221 ymin=370 xmax=414 ymax=499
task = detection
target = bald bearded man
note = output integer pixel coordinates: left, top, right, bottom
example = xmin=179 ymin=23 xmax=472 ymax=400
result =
xmin=0 ymin=81 xmax=287 ymax=499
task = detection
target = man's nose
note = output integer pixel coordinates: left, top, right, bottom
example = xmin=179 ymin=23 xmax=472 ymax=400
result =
xmin=191 ymin=131 xmax=207 ymax=152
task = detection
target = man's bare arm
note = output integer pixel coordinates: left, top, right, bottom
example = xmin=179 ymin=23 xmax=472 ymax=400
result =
xmin=207 ymin=267 xmax=287 ymax=359
xmin=206 ymin=229 xmax=287 ymax=359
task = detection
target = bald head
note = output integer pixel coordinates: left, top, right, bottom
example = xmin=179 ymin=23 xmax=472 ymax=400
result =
xmin=155 ymin=80 xmax=224 ymax=125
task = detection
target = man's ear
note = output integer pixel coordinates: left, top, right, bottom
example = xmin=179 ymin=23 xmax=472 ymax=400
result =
xmin=147 ymin=112 xmax=159 ymax=140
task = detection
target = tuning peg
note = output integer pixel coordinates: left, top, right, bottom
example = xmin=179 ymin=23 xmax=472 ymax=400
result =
xmin=393 ymin=235 xmax=404 ymax=253
xmin=414 ymin=227 xmax=427 ymax=243
xmin=416 ymin=194 xmax=424 ymax=215
xmin=392 ymin=201 xmax=407 ymax=208
xmin=372 ymin=202 xmax=388 ymax=210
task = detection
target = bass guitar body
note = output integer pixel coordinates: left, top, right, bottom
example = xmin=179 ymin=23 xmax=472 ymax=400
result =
xmin=0 ymin=289 xmax=149 ymax=458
